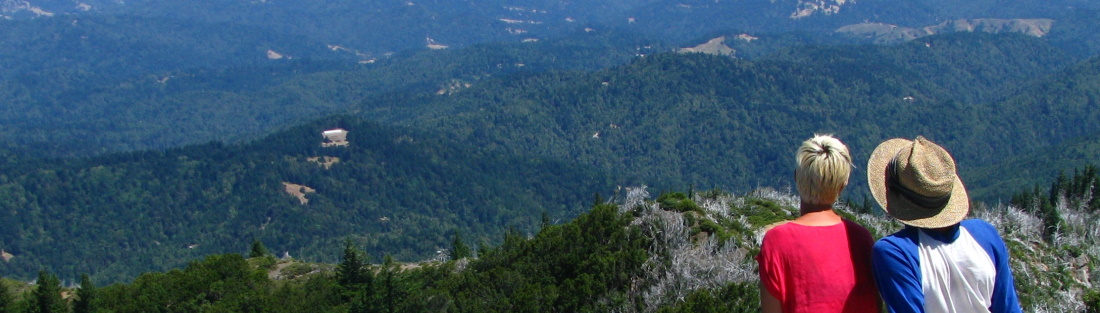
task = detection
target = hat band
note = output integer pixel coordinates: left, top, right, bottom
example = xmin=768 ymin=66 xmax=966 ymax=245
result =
xmin=887 ymin=160 xmax=952 ymax=209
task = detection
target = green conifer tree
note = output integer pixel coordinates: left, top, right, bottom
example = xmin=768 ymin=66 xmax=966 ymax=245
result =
xmin=0 ymin=278 xmax=12 ymax=313
xmin=381 ymin=255 xmax=398 ymax=313
xmin=249 ymin=239 xmax=269 ymax=258
xmin=337 ymin=239 xmax=369 ymax=291
xmin=30 ymin=270 xmax=66 ymax=313
xmin=451 ymin=231 xmax=472 ymax=260
xmin=72 ymin=274 xmax=96 ymax=313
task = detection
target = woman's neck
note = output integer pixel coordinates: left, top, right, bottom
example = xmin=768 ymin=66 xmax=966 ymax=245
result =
xmin=793 ymin=202 xmax=843 ymax=226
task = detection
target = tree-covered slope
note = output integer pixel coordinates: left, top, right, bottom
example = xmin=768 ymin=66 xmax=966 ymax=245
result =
xmin=961 ymin=56 xmax=1100 ymax=201
xmin=361 ymin=33 xmax=1086 ymax=201
xmin=0 ymin=116 xmax=623 ymax=283
xmin=0 ymin=14 xmax=341 ymax=84
xmin=0 ymin=32 xmax=1094 ymax=283
xmin=0 ymin=29 xmax=654 ymax=157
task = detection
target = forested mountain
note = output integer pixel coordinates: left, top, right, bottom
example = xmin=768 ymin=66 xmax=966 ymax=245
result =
xmin=4 ymin=0 xmax=1100 ymax=303
xmin=0 ymin=116 xmax=624 ymax=282
xmin=362 ymin=33 xmax=1085 ymax=200
xmin=2 ymin=31 xmax=1100 ymax=283
xmin=5 ymin=0 xmax=1098 ymax=55
xmin=0 ymin=29 xmax=655 ymax=156
xmin=0 ymin=14 xmax=342 ymax=83
xmin=963 ymin=55 xmax=1100 ymax=199
xmin=1 ymin=0 xmax=1098 ymax=159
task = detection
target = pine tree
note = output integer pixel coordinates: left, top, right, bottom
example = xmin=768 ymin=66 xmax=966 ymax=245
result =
xmin=30 ymin=270 xmax=66 ymax=313
xmin=0 ymin=277 xmax=12 ymax=313
xmin=348 ymin=287 xmax=379 ymax=313
xmin=541 ymin=211 xmax=551 ymax=229
xmin=249 ymin=239 xmax=269 ymax=258
xmin=450 ymin=231 xmax=472 ymax=260
xmin=72 ymin=274 xmax=96 ymax=313
xmin=337 ymin=239 xmax=369 ymax=291
xmin=380 ymin=255 xmax=398 ymax=313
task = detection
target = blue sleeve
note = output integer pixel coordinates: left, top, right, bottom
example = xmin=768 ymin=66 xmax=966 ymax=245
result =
xmin=961 ymin=220 xmax=1023 ymax=313
xmin=872 ymin=231 xmax=925 ymax=313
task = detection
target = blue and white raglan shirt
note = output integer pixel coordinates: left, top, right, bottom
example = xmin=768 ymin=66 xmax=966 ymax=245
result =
xmin=871 ymin=219 xmax=1022 ymax=313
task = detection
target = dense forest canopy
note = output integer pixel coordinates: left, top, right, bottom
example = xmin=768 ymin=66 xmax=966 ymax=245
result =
xmin=1 ymin=31 xmax=1100 ymax=282
xmin=363 ymin=33 xmax=1090 ymax=201
xmin=0 ymin=116 xmax=624 ymax=282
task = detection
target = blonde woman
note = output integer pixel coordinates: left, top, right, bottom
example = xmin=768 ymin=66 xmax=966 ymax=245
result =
xmin=756 ymin=135 xmax=880 ymax=313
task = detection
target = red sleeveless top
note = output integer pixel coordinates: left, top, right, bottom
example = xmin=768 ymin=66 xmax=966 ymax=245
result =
xmin=756 ymin=219 xmax=879 ymax=313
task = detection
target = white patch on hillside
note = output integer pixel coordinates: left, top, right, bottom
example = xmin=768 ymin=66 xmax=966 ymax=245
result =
xmin=836 ymin=18 xmax=1055 ymax=44
xmin=75 ymin=3 xmax=91 ymax=11
xmin=327 ymin=44 xmax=375 ymax=63
xmin=306 ymin=156 xmax=341 ymax=169
xmin=321 ymin=129 xmax=349 ymax=147
xmin=436 ymin=79 xmax=472 ymax=95
xmin=790 ymin=0 xmax=848 ymax=19
xmin=426 ymin=37 xmax=448 ymax=50
xmin=736 ymin=33 xmax=759 ymax=42
xmin=500 ymin=18 xmax=541 ymax=25
xmin=503 ymin=5 xmax=546 ymax=14
xmin=0 ymin=0 xmax=53 ymax=16
xmin=678 ymin=36 xmax=736 ymax=56
xmin=0 ymin=0 xmax=52 ymax=16
xmin=266 ymin=50 xmax=285 ymax=60
xmin=27 ymin=6 xmax=50 ymax=16
xmin=282 ymin=182 xmax=316 ymax=205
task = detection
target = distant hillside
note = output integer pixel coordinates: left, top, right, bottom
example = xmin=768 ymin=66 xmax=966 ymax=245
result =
xmin=0 ymin=116 xmax=623 ymax=283
xmin=835 ymin=18 xmax=1054 ymax=44
xmin=361 ymin=33 xmax=1080 ymax=201
xmin=4 ymin=0 xmax=1099 ymax=57
xmin=0 ymin=29 xmax=654 ymax=157
xmin=0 ymin=2 xmax=1097 ymax=160
xmin=960 ymin=56 xmax=1100 ymax=200
xmin=0 ymin=14 xmax=342 ymax=83
xmin=0 ymin=33 xmax=1094 ymax=282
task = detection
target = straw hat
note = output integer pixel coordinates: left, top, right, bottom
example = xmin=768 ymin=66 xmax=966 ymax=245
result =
xmin=867 ymin=136 xmax=969 ymax=228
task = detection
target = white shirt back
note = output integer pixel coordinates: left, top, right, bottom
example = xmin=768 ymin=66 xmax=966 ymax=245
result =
xmin=917 ymin=227 xmax=997 ymax=313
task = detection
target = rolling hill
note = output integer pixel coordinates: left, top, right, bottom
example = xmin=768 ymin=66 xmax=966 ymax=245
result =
xmin=2 ymin=32 xmax=1098 ymax=283
xmin=0 ymin=116 xmax=624 ymax=282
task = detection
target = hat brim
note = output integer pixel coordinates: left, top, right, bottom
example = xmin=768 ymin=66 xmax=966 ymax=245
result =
xmin=867 ymin=138 xmax=969 ymax=228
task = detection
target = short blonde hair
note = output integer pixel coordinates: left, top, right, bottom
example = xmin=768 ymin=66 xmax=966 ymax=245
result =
xmin=795 ymin=134 xmax=852 ymax=205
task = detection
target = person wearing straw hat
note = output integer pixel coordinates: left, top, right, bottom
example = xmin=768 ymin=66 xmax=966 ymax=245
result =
xmin=867 ymin=136 xmax=1021 ymax=313
xmin=756 ymin=135 xmax=879 ymax=313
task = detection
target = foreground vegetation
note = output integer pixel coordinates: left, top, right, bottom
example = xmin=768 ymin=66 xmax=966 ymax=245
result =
xmin=8 ymin=163 xmax=1100 ymax=312
xmin=1 ymin=189 xmax=765 ymax=313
